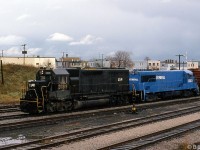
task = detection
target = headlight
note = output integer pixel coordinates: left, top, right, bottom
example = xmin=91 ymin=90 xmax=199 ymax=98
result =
xmin=29 ymin=83 xmax=35 ymax=88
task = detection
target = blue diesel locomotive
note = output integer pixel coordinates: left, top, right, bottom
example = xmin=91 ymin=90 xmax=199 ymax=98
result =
xmin=129 ymin=70 xmax=199 ymax=101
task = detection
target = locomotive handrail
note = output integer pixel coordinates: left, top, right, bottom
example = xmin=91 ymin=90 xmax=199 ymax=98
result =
xmin=28 ymin=89 xmax=38 ymax=98
xmin=40 ymin=86 xmax=47 ymax=111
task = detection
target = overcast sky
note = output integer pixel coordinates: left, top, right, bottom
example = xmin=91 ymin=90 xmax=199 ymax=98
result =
xmin=0 ymin=0 xmax=200 ymax=61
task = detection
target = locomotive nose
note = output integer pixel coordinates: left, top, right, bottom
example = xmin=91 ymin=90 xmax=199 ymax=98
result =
xmin=20 ymin=100 xmax=38 ymax=114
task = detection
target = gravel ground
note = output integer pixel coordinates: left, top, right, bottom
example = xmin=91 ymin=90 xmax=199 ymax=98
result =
xmin=1 ymin=101 xmax=200 ymax=147
xmin=143 ymin=130 xmax=200 ymax=150
xmin=52 ymin=112 xmax=200 ymax=150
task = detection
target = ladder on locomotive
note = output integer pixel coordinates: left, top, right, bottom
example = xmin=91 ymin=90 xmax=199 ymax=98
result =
xmin=37 ymin=86 xmax=47 ymax=113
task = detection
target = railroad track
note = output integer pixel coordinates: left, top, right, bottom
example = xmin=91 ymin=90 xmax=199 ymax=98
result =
xmin=0 ymin=108 xmax=20 ymax=113
xmin=0 ymin=96 xmax=199 ymax=132
xmin=1 ymin=104 xmax=200 ymax=150
xmin=0 ymin=113 xmax=29 ymax=121
xmin=0 ymin=106 xmax=20 ymax=113
xmin=99 ymin=120 xmax=200 ymax=150
xmin=0 ymin=96 xmax=198 ymax=114
xmin=0 ymin=104 xmax=19 ymax=109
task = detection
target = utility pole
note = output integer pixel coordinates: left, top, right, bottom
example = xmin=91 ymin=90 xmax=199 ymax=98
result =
xmin=176 ymin=54 xmax=184 ymax=70
xmin=21 ymin=44 xmax=27 ymax=65
xmin=62 ymin=52 xmax=64 ymax=68
xmin=0 ymin=60 xmax=4 ymax=85
xmin=61 ymin=51 xmax=68 ymax=68
xmin=102 ymin=54 xmax=103 ymax=68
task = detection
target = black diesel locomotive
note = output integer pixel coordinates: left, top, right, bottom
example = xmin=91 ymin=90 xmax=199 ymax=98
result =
xmin=20 ymin=68 xmax=133 ymax=114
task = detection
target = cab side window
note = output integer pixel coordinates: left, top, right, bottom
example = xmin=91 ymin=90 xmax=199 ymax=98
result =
xmin=58 ymin=75 xmax=68 ymax=90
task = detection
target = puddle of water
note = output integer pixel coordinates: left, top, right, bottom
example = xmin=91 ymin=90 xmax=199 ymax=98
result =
xmin=0 ymin=134 xmax=28 ymax=146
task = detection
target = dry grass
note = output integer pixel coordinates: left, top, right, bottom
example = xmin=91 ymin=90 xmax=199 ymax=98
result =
xmin=0 ymin=64 xmax=38 ymax=104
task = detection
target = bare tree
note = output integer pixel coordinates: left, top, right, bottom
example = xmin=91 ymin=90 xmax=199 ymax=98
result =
xmin=107 ymin=50 xmax=133 ymax=68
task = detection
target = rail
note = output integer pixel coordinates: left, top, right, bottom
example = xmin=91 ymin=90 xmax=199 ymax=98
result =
xmin=1 ymin=103 xmax=200 ymax=149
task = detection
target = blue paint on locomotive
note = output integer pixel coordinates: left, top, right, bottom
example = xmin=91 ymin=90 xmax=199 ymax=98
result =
xmin=129 ymin=70 xmax=199 ymax=101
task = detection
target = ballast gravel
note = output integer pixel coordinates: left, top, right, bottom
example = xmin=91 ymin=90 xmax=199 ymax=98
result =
xmin=53 ymin=112 xmax=200 ymax=150
xmin=143 ymin=129 xmax=200 ymax=150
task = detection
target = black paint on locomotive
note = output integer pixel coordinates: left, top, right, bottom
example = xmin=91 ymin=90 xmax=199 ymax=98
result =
xmin=20 ymin=68 xmax=133 ymax=114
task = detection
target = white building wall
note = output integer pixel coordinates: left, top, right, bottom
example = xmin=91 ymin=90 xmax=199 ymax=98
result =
xmin=133 ymin=60 xmax=148 ymax=70
xmin=87 ymin=60 xmax=111 ymax=68
xmin=87 ymin=61 xmax=95 ymax=68
xmin=0 ymin=57 xmax=56 ymax=68
xmin=160 ymin=61 xmax=199 ymax=70
xmin=148 ymin=60 xmax=160 ymax=70
xmin=133 ymin=60 xmax=161 ymax=70
xmin=160 ymin=63 xmax=176 ymax=70
xmin=187 ymin=61 xmax=198 ymax=69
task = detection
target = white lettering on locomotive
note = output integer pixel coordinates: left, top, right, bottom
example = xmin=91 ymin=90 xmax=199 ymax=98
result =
xmin=118 ymin=78 xmax=123 ymax=81
xmin=188 ymin=79 xmax=193 ymax=82
xmin=129 ymin=78 xmax=138 ymax=81
xmin=156 ymin=76 xmax=165 ymax=80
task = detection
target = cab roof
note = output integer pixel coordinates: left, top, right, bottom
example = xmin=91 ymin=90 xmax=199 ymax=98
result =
xmin=53 ymin=68 xmax=69 ymax=75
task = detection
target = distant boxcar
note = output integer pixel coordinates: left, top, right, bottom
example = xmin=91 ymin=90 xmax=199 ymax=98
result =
xmin=129 ymin=70 xmax=199 ymax=101
xmin=190 ymin=69 xmax=200 ymax=87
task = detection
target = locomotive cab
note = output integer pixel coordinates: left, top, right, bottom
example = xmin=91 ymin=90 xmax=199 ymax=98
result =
xmin=53 ymin=69 xmax=69 ymax=90
xmin=47 ymin=69 xmax=71 ymax=101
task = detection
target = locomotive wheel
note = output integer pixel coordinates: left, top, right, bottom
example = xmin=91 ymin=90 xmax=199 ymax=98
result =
xmin=56 ymin=103 xmax=64 ymax=112
xmin=61 ymin=101 xmax=73 ymax=112
xmin=122 ymin=96 xmax=129 ymax=105
xmin=183 ymin=90 xmax=192 ymax=97
xmin=109 ymin=96 xmax=116 ymax=106
xmin=46 ymin=103 xmax=56 ymax=113
xmin=116 ymin=96 xmax=123 ymax=105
